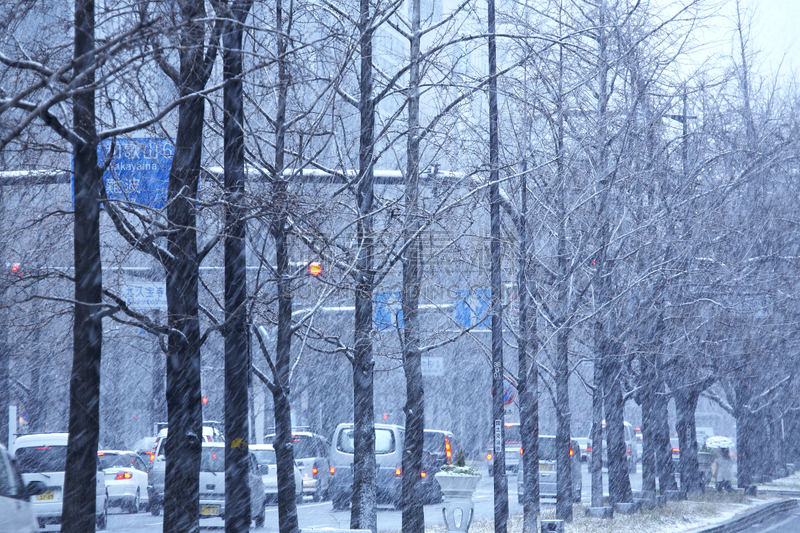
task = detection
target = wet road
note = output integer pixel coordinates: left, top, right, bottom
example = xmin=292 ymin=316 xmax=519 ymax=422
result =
xmin=89 ymin=462 xmax=643 ymax=533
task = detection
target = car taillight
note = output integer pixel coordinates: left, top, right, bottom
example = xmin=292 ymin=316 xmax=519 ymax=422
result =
xmin=520 ymin=448 xmax=524 ymax=455
xmin=570 ymin=448 xmax=574 ymax=456
xmin=149 ymin=453 xmax=155 ymax=462
xmin=312 ymin=466 xmax=318 ymax=477
xmin=587 ymin=447 xmax=593 ymax=452
xmin=395 ymin=464 xmax=402 ymax=477
xmin=115 ymin=472 xmax=132 ymax=480
xmin=672 ymin=448 xmax=680 ymax=453
xmin=626 ymin=449 xmax=631 ymax=454
xmin=330 ymin=465 xmax=335 ymax=475
xmin=421 ymin=471 xmax=427 ymax=478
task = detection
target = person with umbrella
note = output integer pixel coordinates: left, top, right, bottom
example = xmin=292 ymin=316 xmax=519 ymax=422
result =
xmin=707 ymin=436 xmax=735 ymax=492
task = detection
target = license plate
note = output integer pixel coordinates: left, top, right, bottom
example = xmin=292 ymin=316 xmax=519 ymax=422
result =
xmin=201 ymin=505 xmax=220 ymax=516
xmin=539 ymin=464 xmax=554 ymax=471
xmin=36 ymin=491 xmax=55 ymax=501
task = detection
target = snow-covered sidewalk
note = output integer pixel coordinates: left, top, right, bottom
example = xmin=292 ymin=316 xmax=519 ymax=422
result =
xmin=425 ymin=492 xmax=779 ymax=533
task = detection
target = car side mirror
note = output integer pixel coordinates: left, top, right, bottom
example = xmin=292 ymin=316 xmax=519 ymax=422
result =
xmin=25 ymin=480 xmax=48 ymax=497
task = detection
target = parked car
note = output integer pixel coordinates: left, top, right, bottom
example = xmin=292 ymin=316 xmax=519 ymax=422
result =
xmin=572 ymin=437 xmax=591 ymax=463
xmin=486 ymin=422 xmax=522 ymax=475
xmin=423 ymin=429 xmax=458 ymax=468
xmin=147 ymin=424 xmax=224 ymax=515
xmin=264 ymin=430 xmax=330 ymax=501
xmin=328 ymin=423 xmax=404 ymax=510
xmin=516 ymin=436 xmax=582 ymax=503
xmin=97 ymin=450 xmax=150 ymax=513
xmin=671 ymin=437 xmax=680 ymax=464
xmin=585 ymin=421 xmax=638 ymax=473
xmin=197 ymin=442 xmax=266 ymax=527
xmin=132 ymin=437 xmax=157 ymax=471
xmin=12 ymin=433 xmax=108 ymax=530
xmin=0 ymin=442 xmax=47 ymax=533
xmin=249 ymin=444 xmax=304 ymax=505
xmin=419 ymin=429 xmax=459 ymax=504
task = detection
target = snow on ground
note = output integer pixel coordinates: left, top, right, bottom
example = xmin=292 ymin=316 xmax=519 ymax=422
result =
xmin=757 ymin=469 xmax=800 ymax=491
xmin=424 ymin=492 xmax=775 ymax=533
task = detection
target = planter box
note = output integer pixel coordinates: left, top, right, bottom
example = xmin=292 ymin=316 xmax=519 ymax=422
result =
xmin=435 ymin=472 xmax=482 ymax=500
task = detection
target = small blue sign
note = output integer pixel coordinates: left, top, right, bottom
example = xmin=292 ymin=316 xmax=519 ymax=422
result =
xmin=98 ymin=138 xmax=174 ymax=209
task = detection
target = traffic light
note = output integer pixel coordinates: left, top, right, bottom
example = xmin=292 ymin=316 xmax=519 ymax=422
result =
xmin=307 ymin=262 xmax=322 ymax=276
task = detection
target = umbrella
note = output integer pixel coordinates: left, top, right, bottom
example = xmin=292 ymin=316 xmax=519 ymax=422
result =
xmin=705 ymin=436 xmax=734 ymax=449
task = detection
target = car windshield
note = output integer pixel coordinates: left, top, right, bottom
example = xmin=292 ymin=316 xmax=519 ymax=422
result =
xmin=98 ymin=453 xmax=132 ymax=469
xmin=251 ymin=449 xmax=276 ymax=465
xmin=337 ymin=428 xmax=395 ymax=454
xmin=201 ymin=447 xmax=225 ymax=472
xmin=15 ymin=445 xmax=67 ymax=473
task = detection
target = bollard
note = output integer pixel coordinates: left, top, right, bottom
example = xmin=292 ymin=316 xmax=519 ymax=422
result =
xmin=540 ymin=520 xmax=564 ymax=533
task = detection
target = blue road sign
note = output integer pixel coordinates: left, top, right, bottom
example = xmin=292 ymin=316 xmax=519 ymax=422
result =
xmin=98 ymin=138 xmax=174 ymax=209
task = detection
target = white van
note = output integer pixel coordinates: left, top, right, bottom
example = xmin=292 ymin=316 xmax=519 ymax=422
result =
xmin=328 ymin=423 xmax=404 ymax=510
xmin=12 ymin=433 xmax=108 ymax=529
xmin=0 ymin=443 xmax=47 ymax=532
xmin=197 ymin=442 xmax=266 ymax=526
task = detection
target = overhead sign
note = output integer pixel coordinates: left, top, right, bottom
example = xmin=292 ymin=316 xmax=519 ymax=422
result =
xmin=122 ymin=281 xmax=167 ymax=310
xmin=98 ymin=138 xmax=174 ymax=209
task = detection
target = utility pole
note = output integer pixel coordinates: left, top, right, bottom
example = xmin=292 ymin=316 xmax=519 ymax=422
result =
xmin=488 ymin=0 xmax=508 ymax=532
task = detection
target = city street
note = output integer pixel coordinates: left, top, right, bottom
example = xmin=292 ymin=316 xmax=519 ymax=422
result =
xmin=92 ymin=463 xmax=643 ymax=533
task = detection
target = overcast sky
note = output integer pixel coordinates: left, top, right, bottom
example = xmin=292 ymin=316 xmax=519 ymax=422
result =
xmin=709 ymin=0 xmax=800 ymax=80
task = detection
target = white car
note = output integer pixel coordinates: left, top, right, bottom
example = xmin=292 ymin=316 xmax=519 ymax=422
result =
xmin=147 ymin=424 xmax=224 ymax=515
xmin=250 ymin=444 xmax=304 ymax=504
xmin=264 ymin=431 xmax=331 ymax=501
xmin=12 ymin=433 xmax=108 ymax=529
xmin=198 ymin=442 xmax=266 ymax=526
xmin=97 ymin=450 xmax=150 ymax=513
xmin=0 ymin=443 xmax=47 ymax=532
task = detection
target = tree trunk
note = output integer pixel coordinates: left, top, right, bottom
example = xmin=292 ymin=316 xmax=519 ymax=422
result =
xmin=555 ymin=325 xmax=572 ymax=521
xmin=222 ymin=1 xmax=252 ymax=530
xmin=518 ymin=163 xmax=539 ymax=532
xmin=640 ymin=378 xmax=656 ymax=493
xmin=590 ymin=354 xmax=604 ymax=507
xmin=272 ymin=1 xmax=300 ymax=527
xmin=605 ymin=357 xmax=632 ymax=504
xmin=351 ymin=0 xmax=377 ymax=529
xmin=653 ymin=381 xmax=677 ymax=492
xmin=401 ymin=0 xmax=424 ymax=528
xmin=62 ymin=0 xmax=102 ymax=528
xmin=162 ymin=0 xmax=209 ymax=525
xmin=734 ymin=388 xmax=755 ymax=487
xmin=674 ymin=388 xmax=702 ymax=493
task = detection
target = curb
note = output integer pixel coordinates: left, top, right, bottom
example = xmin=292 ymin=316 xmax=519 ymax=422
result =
xmin=694 ymin=498 xmax=798 ymax=533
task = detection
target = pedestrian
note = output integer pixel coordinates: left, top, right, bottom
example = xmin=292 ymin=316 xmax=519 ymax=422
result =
xmin=714 ymin=447 xmax=734 ymax=492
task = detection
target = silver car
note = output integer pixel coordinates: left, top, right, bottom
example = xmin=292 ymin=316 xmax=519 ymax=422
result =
xmin=517 ymin=436 xmax=582 ymax=503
